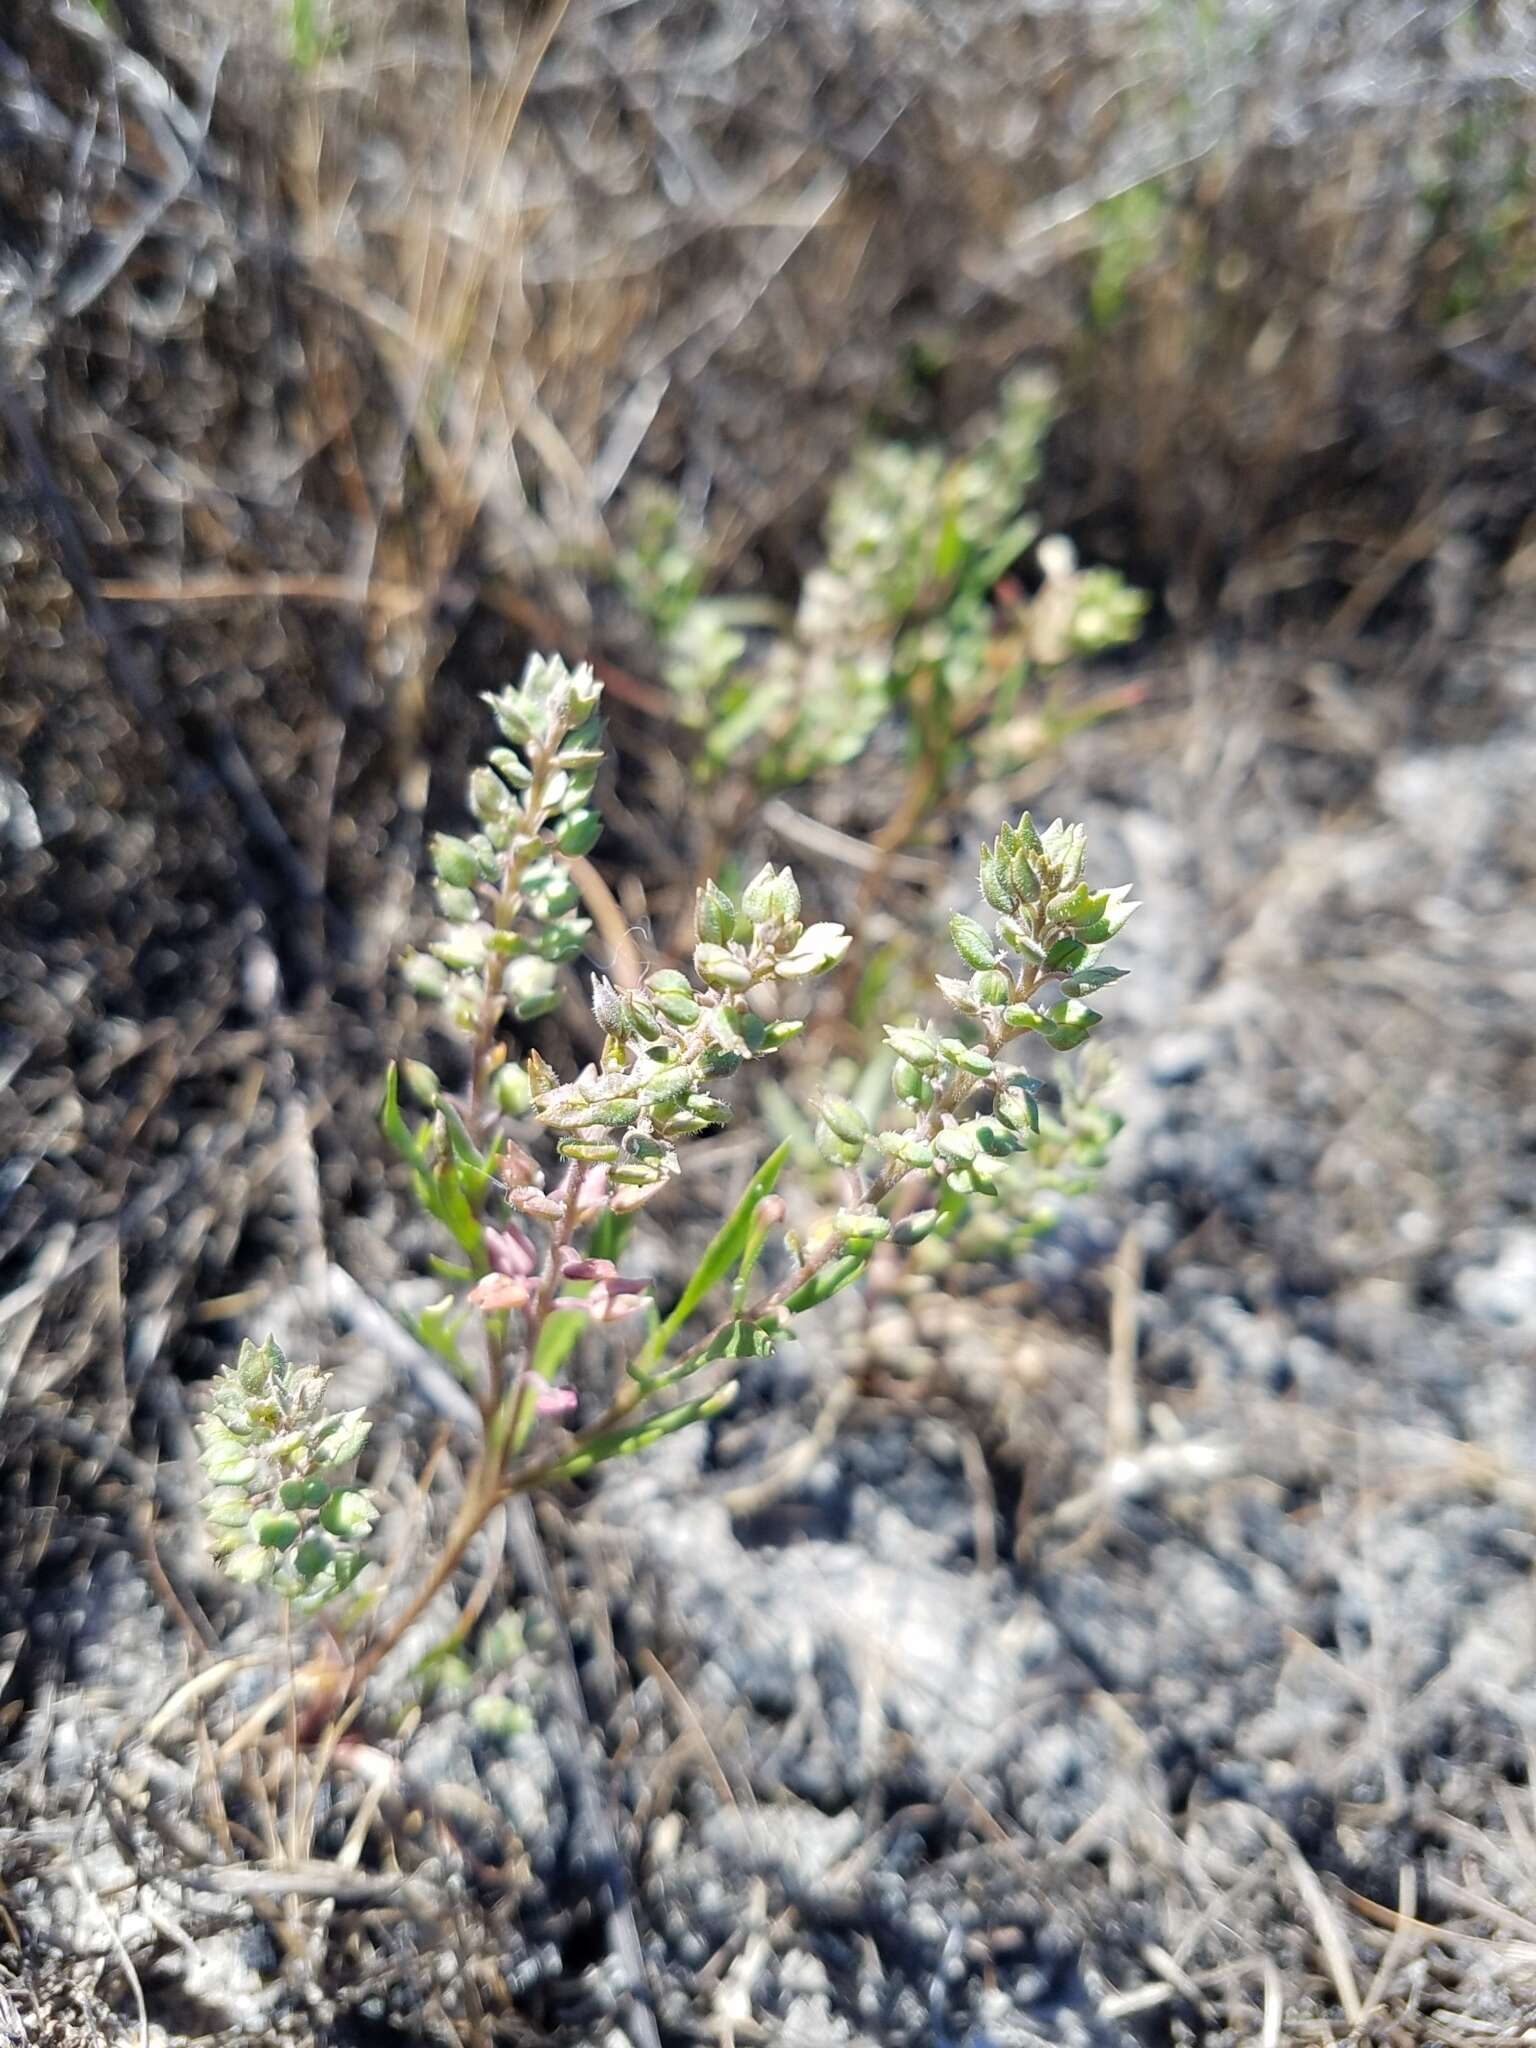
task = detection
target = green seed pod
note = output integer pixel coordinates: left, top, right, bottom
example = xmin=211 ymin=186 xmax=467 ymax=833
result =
xmin=556 ymin=809 xmax=602 ymax=857
xmin=892 ymin=1058 xmax=933 ymax=1108
xmin=740 ymin=862 xmax=781 ymax=924
xmin=769 ymin=866 xmax=801 ymax=923
xmin=590 ymin=976 xmax=628 ymax=1036
xmin=939 ymin=1038 xmax=994 ymax=1079
xmin=834 ymin=1210 xmax=892 ymax=1242
xmin=278 ymin=1478 xmax=309 ymax=1511
xmin=583 ymin=1095 xmax=642 ymax=1127
xmin=891 ymin=1209 xmax=941 ymax=1246
xmin=978 ymin=844 xmax=1012 ymax=914
xmin=205 ymin=1495 xmax=254 ymax=1529
xmin=885 ymin=1027 xmax=941 ymax=1070
xmin=694 ymin=944 xmax=753 ymax=991
xmin=698 ymin=1044 xmax=743 ymax=1078
xmin=253 ymin=1510 xmax=302 ymax=1551
xmin=1009 ymin=849 xmax=1040 ymax=900
xmin=949 ymin=914 xmax=998 ymax=972
xmin=224 ymin=1545 xmax=271 ymax=1585
xmin=654 ymin=992 xmax=701 ymax=1027
xmin=468 ymin=766 xmax=513 ymax=824
xmin=816 ymin=1095 xmax=868 ymax=1147
xmin=695 ymin=882 xmax=736 ymax=947
xmin=994 ymin=1086 xmax=1041 ymax=1135
xmin=320 ymin=1489 xmax=376 ymax=1541
xmin=973 ymin=1119 xmax=1020 ymax=1158
xmin=494 ymin=1064 xmax=534 ymax=1117
xmin=431 ymin=835 xmax=482 ymax=889
xmin=973 ymin=969 xmax=1012 ymax=1008
xmin=814 ymin=1119 xmax=865 ymax=1168
xmin=435 ymin=882 xmax=479 ymax=923
xmin=295 ymin=1535 xmax=334 ymax=1581
xmin=401 ymin=1060 xmax=442 ymax=1109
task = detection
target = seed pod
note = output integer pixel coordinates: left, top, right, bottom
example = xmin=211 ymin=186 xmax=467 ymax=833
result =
xmin=431 ymin=835 xmax=481 ymax=889
xmin=740 ymin=862 xmax=781 ymax=923
xmin=556 ymin=809 xmax=602 ymax=857
xmin=468 ymin=766 xmax=513 ymax=824
xmin=884 ymin=1027 xmax=941 ymax=1070
xmin=834 ymin=1210 xmax=892 ymax=1242
xmin=892 ymin=1058 xmax=933 ymax=1108
xmin=695 ymin=882 xmax=736 ymax=947
xmin=401 ymin=1060 xmax=442 ymax=1109
xmin=590 ymin=976 xmax=628 ymax=1037
xmin=253 ymin=1510 xmax=301 ymax=1551
xmin=205 ymin=1495 xmax=254 ymax=1529
xmin=694 ymin=944 xmax=753 ymax=991
xmin=978 ymin=844 xmax=1012 ymax=914
xmin=435 ymin=883 xmax=479 ymax=923
xmin=401 ymin=952 xmax=450 ymax=1000
xmin=814 ymin=1119 xmax=865 ymax=1168
xmin=1009 ymin=849 xmax=1040 ymax=900
xmin=295 ymin=1535 xmax=334 ymax=1581
xmin=320 ymin=1489 xmax=376 ymax=1541
xmin=224 ymin=1545 xmax=271 ymax=1585
xmin=891 ymin=1208 xmax=941 ymax=1246
xmin=494 ymin=1064 xmax=534 ymax=1116
xmin=816 ymin=1095 xmax=868 ymax=1147
xmin=654 ymin=991 xmax=701 ymax=1027
xmin=950 ymin=914 xmax=998 ymax=972
xmin=939 ymin=1038 xmax=994 ymax=1078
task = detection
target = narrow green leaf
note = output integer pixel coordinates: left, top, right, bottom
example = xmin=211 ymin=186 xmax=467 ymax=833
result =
xmin=531 ymin=1308 xmax=586 ymax=1383
xmin=963 ymin=513 xmax=1040 ymax=599
xmin=635 ymin=1142 xmax=791 ymax=1370
xmin=412 ymin=1161 xmax=485 ymax=1258
xmin=546 ymin=1382 xmax=739 ymax=1481
xmin=380 ymin=1063 xmax=424 ymax=1167
xmin=784 ymin=1248 xmax=872 ymax=1313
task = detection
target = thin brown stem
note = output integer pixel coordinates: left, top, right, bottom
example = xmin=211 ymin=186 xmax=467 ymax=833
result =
xmin=346 ymin=1458 xmax=499 ymax=1699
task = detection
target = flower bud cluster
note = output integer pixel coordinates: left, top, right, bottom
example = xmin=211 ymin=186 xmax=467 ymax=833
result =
xmin=518 ymin=863 xmax=849 ymax=1210
xmin=402 ymin=654 xmax=604 ymax=1038
xmin=825 ymin=809 xmax=1135 ymax=1233
xmin=199 ymin=1336 xmax=377 ymax=1610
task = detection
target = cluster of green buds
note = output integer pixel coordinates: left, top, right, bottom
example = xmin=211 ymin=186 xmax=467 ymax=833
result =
xmin=401 ymin=654 xmax=605 ymax=1057
xmin=810 ymin=812 xmax=1136 ymax=1243
xmin=199 ymin=1337 xmax=377 ymax=1611
xmin=615 ymin=375 xmax=1146 ymax=793
xmin=515 ymin=863 xmax=850 ymax=1214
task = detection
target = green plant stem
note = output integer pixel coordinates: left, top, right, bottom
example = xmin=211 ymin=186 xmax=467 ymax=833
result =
xmin=346 ymin=1454 xmax=501 ymax=1700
